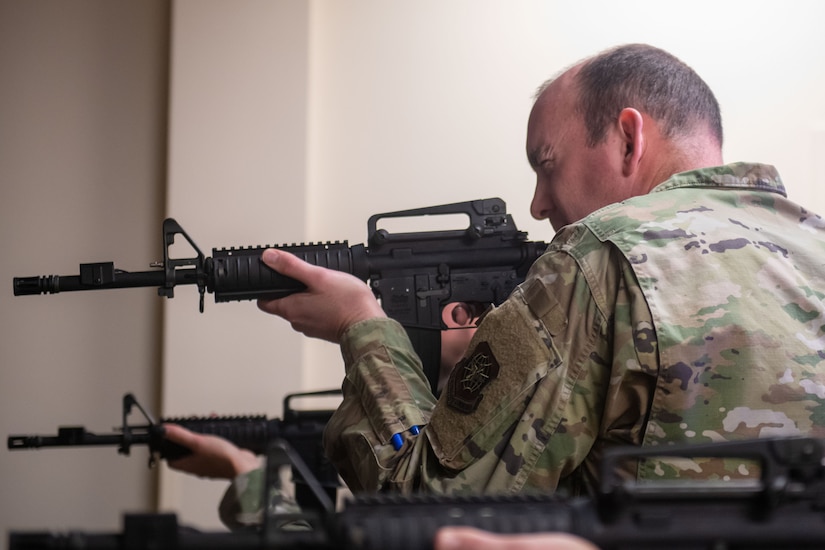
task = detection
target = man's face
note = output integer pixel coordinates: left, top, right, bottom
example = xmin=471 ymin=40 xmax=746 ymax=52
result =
xmin=525 ymin=74 xmax=625 ymax=231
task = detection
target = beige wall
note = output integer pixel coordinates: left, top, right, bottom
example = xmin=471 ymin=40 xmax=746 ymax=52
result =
xmin=2 ymin=0 xmax=825 ymax=541
xmin=0 ymin=0 xmax=169 ymax=544
xmin=158 ymin=0 xmax=311 ymax=525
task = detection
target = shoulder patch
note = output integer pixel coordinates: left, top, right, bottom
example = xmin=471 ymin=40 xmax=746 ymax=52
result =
xmin=446 ymin=341 xmax=500 ymax=414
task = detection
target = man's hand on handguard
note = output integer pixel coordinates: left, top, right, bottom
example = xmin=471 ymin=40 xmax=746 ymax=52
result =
xmin=162 ymin=424 xmax=260 ymax=480
xmin=435 ymin=527 xmax=599 ymax=550
xmin=256 ymin=248 xmax=386 ymax=342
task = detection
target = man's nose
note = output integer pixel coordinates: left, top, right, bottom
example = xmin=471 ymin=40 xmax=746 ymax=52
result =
xmin=530 ymin=181 xmax=550 ymax=221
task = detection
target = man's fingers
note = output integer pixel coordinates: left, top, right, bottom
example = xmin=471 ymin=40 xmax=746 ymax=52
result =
xmin=162 ymin=424 xmax=198 ymax=449
xmin=257 ymin=250 xmax=307 ymax=315
xmin=434 ymin=528 xmax=600 ymax=550
xmin=261 ymin=248 xmax=316 ymax=283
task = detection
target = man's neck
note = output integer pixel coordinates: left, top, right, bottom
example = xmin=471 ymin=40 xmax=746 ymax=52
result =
xmin=643 ymin=134 xmax=723 ymax=192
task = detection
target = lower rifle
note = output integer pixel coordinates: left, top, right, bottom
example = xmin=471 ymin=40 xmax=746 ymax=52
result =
xmin=7 ymin=390 xmax=342 ymax=511
xmin=9 ymin=436 xmax=825 ymax=549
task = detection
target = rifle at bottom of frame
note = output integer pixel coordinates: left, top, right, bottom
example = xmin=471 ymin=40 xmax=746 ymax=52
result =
xmin=9 ymin=435 xmax=825 ymax=549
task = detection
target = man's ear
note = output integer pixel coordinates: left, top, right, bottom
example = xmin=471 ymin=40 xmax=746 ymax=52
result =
xmin=617 ymin=108 xmax=644 ymax=177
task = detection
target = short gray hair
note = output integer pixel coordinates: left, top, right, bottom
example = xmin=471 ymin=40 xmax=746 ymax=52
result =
xmin=570 ymin=44 xmax=723 ymax=148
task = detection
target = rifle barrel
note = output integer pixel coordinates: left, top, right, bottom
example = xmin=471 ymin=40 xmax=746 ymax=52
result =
xmin=7 ymin=427 xmax=149 ymax=449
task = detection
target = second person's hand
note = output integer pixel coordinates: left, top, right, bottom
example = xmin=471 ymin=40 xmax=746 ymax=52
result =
xmin=162 ymin=423 xmax=260 ymax=480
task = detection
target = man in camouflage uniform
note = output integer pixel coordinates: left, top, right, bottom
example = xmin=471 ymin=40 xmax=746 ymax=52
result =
xmin=166 ymin=44 xmax=825 ymax=531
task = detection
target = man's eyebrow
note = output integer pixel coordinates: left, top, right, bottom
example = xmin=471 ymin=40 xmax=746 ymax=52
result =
xmin=527 ymin=144 xmax=553 ymax=169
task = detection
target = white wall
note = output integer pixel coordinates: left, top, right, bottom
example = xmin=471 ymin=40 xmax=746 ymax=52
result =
xmin=0 ymin=0 xmax=168 ymax=546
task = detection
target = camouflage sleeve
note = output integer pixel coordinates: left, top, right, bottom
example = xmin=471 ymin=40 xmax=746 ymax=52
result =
xmin=218 ymin=467 xmax=267 ymax=530
xmin=217 ymin=467 xmax=309 ymax=532
xmin=323 ymin=317 xmax=436 ymax=493
xmin=421 ymin=233 xmax=617 ymax=495
xmin=324 ymin=225 xmax=650 ymax=496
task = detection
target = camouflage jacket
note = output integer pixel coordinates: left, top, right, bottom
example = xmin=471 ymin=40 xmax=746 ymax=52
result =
xmin=323 ymin=162 xmax=825 ymax=495
xmin=220 ymin=163 xmax=825 ymax=526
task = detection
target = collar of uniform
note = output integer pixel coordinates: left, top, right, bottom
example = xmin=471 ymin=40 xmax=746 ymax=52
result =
xmin=651 ymin=162 xmax=786 ymax=197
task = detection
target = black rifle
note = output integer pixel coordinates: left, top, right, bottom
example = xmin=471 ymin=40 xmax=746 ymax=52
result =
xmin=9 ymin=436 xmax=825 ymax=549
xmin=7 ymin=390 xmax=342 ymax=511
xmin=12 ymin=198 xmax=547 ymax=391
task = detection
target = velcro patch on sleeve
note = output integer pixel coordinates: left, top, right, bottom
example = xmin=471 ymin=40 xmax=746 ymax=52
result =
xmin=446 ymin=341 xmax=500 ymax=414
